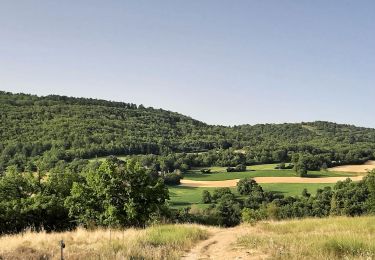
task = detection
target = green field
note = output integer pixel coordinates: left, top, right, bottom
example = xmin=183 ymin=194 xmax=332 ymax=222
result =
xmin=168 ymin=183 xmax=335 ymax=208
xmin=184 ymin=166 xmax=356 ymax=181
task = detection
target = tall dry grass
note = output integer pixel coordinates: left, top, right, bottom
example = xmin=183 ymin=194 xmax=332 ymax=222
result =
xmin=237 ymin=216 xmax=375 ymax=259
xmin=0 ymin=224 xmax=208 ymax=260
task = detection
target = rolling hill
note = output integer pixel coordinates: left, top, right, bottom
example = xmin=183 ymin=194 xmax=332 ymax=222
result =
xmin=1 ymin=90 xmax=375 ymax=172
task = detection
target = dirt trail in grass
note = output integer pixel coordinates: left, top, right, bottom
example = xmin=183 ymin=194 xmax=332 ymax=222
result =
xmin=182 ymin=226 xmax=262 ymax=260
xmin=180 ymin=176 xmax=364 ymax=188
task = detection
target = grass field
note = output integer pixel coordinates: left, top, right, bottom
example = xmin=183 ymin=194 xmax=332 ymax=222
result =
xmin=184 ymin=167 xmax=356 ymax=181
xmin=0 ymin=225 xmax=208 ymax=260
xmin=238 ymin=216 xmax=375 ymax=259
xmin=168 ymin=183 xmax=335 ymax=208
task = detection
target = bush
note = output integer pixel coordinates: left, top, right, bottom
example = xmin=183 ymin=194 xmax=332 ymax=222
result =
xmin=226 ymin=164 xmax=246 ymax=172
xmin=216 ymin=194 xmax=241 ymax=227
xmin=242 ymin=208 xmax=267 ymax=225
xmin=163 ymin=172 xmax=182 ymax=185
xmin=212 ymin=188 xmax=233 ymax=201
xmin=200 ymin=169 xmax=211 ymax=174
xmin=202 ymin=190 xmax=212 ymax=204
xmin=237 ymin=178 xmax=263 ymax=195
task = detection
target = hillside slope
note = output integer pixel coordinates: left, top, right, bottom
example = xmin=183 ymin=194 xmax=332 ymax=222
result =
xmin=1 ymin=91 xmax=375 ymax=172
xmin=183 ymin=216 xmax=375 ymax=260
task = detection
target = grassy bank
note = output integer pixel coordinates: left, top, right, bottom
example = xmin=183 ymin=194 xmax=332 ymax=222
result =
xmin=0 ymin=225 xmax=208 ymax=260
xmin=238 ymin=216 xmax=375 ymax=259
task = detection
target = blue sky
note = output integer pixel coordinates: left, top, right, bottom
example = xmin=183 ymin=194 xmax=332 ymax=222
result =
xmin=1 ymin=1 xmax=374 ymax=127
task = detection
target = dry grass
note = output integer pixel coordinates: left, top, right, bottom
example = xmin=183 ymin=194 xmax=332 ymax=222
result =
xmin=237 ymin=216 xmax=375 ymax=259
xmin=329 ymin=160 xmax=375 ymax=173
xmin=0 ymin=224 xmax=208 ymax=260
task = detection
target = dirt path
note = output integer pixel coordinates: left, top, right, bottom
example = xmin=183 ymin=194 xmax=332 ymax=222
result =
xmin=180 ymin=176 xmax=364 ymax=188
xmin=182 ymin=226 xmax=261 ymax=260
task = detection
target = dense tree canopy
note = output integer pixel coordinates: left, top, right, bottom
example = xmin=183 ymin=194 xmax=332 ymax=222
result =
xmin=1 ymin=91 xmax=375 ymax=173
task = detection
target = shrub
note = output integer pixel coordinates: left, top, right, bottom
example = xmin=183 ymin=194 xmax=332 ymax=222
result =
xmin=242 ymin=208 xmax=267 ymax=225
xmin=226 ymin=164 xmax=246 ymax=172
xmin=237 ymin=178 xmax=263 ymax=195
xmin=201 ymin=190 xmax=212 ymax=204
xmin=216 ymin=194 xmax=241 ymax=227
xmin=212 ymin=188 xmax=233 ymax=201
xmin=163 ymin=172 xmax=182 ymax=185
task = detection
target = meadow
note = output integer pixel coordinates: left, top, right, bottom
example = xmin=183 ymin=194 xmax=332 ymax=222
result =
xmin=0 ymin=225 xmax=208 ymax=260
xmin=237 ymin=216 xmax=375 ymax=259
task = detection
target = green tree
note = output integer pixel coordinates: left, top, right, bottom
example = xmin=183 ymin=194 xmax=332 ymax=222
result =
xmin=202 ymin=190 xmax=212 ymax=204
xmin=65 ymin=159 xmax=169 ymax=227
xmin=237 ymin=178 xmax=263 ymax=195
xmin=216 ymin=194 xmax=241 ymax=227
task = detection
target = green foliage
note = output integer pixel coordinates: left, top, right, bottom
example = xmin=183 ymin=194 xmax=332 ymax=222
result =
xmin=212 ymin=188 xmax=233 ymax=202
xmin=237 ymin=178 xmax=263 ymax=195
xmin=163 ymin=172 xmax=182 ymax=185
xmin=216 ymin=194 xmax=241 ymax=227
xmin=201 ymin=190 xmax=212 ymax=204
xmin=65 ymin=159 xmax=169 ymax=227
xmin=241 ymin=208 xmax=267 ymax=225
xmin=226 ymin=164 xmax=246 ymax=172
xmin=1 ymin=91 xmax=375 ymax=174
xmin=365 ymin=170 xmax=375 ymax=213
xmin=330 ymin=179 xmax=369 ymax=216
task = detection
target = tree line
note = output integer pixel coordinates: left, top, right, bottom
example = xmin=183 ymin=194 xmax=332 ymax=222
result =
xmin=193 ymin=173 xmax=375 ymax=227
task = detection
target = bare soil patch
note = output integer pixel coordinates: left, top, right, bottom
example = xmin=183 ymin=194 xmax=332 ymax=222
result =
xmin=180 ymin=176 xmax=364 ymax=188
xmin=329 ymin=160 xmax=375 ymax=173
xmin=182 ymin=226 xmax=263 ymax=260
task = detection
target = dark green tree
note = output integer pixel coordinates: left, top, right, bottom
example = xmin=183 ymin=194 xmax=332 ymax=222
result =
xmin=65 ymin=159 xmax=169 ymax=227
xmin=216 ymin=194 xmax=241 ymax=227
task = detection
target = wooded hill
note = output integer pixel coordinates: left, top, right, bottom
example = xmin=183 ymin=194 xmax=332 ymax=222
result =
xmin=1 ymin=91 xmax=375 ymax=172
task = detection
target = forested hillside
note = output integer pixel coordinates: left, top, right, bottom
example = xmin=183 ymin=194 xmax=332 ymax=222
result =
xmin=1 ymin=91 xmax=375 ymax=173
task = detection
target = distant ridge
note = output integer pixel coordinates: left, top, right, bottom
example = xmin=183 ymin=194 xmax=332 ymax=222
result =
xmin=1 ymin=90 xmax=375 ymax=171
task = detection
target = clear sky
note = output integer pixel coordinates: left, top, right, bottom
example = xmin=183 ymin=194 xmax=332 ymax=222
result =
xmin=1 ymin=1 xmax=374 ymax=127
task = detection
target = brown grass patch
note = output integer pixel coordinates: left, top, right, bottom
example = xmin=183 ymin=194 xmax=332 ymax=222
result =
xmin=329 ymin=160 xmax=375 ymax=173
xmin=0 ymin=225 xmax=208 ymax=260
xmin=180 ymin=175 xmax=364 ymax=187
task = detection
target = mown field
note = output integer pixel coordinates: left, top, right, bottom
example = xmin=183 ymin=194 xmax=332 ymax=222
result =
xmin=0 ymin=225 xmax=208 ymax=260
xmin=238 ymin=216 xmax=375 ymax=259
xmin=184 ymin=167 xmax=355 ymax=181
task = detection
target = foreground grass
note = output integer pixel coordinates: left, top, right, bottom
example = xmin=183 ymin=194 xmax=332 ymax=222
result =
xmin=0 ymin=225 xmax=208 ymax=260
xmin=168 ymin=183 xmax=335 ymax=208
xmin=238 ymin=216 xmax=375 ymax=259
